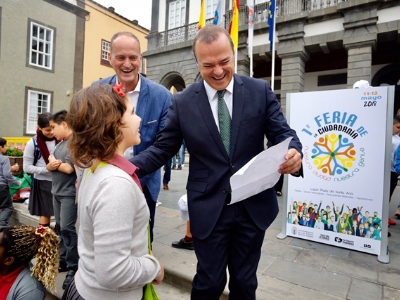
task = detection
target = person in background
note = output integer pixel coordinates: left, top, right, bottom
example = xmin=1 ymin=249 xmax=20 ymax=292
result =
xmin=92 ymin=31 xmax=172 ymax=243
xmin=171 ymin=194 xmax=194 ymax=250
xmin=0 ymin=138 xmax=21 ymax=228
xmin=172 ymin=140 xmax=186 ymax=170
xmin=63 ymin=84 xmax=163 ymax=300
xmin=0 ymin=224 xmax=59 ymax=300
xmin=48 ymin=110 xmax=78 ymax=290
xmin=162 ymin=158 xmax=172 ymax=191
xmin=23 ymin=113 xmax=60 ymax=228
xmin=389 ymin=115 xmax=400 ymax=226
xmin=130 ymin=25 xmax=302 ymax=299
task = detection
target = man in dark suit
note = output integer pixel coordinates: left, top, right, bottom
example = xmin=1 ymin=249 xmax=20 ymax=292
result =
xmin=131 ymin=25 xmax=302 ymax=300
xmin=92 ymin=31 xmax=171 ymax=242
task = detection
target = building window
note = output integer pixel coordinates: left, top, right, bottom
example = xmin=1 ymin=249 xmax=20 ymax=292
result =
xmin=101 ymin=39 xmax=111 ymax=67
xmin=206 ymin=0 xmax=219 ymax=19
xmin=29 ymin=21 xmax=54 ymax=70
xmin=26 ymin=89 xmax=51 ymax=134
xmin=318 ymin=73 xmax=347 ymax=86
xmin=168 ymin=0 xmax=186 ymax=29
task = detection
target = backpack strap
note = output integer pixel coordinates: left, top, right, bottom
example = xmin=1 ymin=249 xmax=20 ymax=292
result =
xmin=32 ymin=135 xmax=41 ymax=166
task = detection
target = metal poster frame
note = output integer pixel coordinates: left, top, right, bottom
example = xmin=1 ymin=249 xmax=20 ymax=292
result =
xmin=278 ymin=86 xmax=394 ymax=263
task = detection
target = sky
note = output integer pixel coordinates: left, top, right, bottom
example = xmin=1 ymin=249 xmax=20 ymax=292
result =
xmin=94 ymin=0 xmax=152 ymax=30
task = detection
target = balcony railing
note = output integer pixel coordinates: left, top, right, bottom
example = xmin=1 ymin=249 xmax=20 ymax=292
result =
xmin=147 ymin=0 xmax=347 ymax=51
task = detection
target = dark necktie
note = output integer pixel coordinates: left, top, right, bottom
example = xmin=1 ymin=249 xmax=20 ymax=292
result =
xmin=217 ymin=90 xmax=231 ymax=155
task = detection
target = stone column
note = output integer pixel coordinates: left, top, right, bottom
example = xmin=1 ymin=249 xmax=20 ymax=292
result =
xmin=236 ymin=33 xmax=250 ymax=76
xmin=275 ymin=14 xmax=308 ymax=111
xmin=339 ymin=2 xmax=379 ymax=87
xmin=150 ymin=0 xmax=159 ymax=33
xmin=279 ymin=50 xmax=309 ymax=111
xmin=345 ymin=44 xmax=374 ymax=88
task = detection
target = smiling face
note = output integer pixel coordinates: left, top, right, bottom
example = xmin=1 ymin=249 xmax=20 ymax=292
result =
xmin=49 ymin=121 xmax=67 ymax=141
xmin=194 ymin=33 xmax=234 ymax=91
xmin=38 ymin=125 xmax=54 ymax=139
xmin=109 ymin=35 xmax=142 ymax=92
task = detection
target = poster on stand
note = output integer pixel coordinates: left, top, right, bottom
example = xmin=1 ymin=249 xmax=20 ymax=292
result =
xmin=287 ymin=87 xmax=389 ymax=255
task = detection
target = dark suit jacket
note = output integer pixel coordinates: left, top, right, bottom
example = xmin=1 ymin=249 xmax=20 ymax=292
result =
xmin=93 ymin=74 xmax=171 ymax=202
xmin=132 ymin=74 xmax=302 ymax=239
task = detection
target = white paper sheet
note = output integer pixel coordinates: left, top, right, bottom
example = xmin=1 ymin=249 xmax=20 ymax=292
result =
xmin=229 ymin=137 xmax=292 ymax=204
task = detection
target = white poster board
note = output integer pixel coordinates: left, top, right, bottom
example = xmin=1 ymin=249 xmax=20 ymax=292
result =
xmin=285 ymin=87 xmax=393 ymax=257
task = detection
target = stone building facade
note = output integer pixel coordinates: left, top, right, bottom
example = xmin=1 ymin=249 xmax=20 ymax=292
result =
xmin=145 ymin=0 xmax=400 ymax=112
xmin=0 ymin=0 xmax=88 ymax=136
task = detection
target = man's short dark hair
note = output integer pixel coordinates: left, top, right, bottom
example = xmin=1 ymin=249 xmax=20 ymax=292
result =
xmin=192 ymin=25 xmax=234 ymax=57
xmin=0 ymin=137 xmax=6 ymax=147
xmin=50 ymin=110 xmax=68 ymax=125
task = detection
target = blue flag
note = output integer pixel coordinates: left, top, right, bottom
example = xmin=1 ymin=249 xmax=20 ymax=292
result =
xmin=213 ymin=0 xmax=222 ymax=25
xmin=267 ymin=0 xmax=275 ymax=52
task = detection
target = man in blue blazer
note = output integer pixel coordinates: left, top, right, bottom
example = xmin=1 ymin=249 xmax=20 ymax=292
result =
xmin=93 ymin=31 xmax=171 ymax=242
xmin=131 ymin=25 xmax=303 ymax=299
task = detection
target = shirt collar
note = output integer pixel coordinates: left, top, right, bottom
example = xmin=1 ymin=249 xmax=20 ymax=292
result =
xmin=108 ymin=154 xmax=138 ymax=176
xmin=116 ymin=75 xmax=141 ymax=94
xmin=203 ymin=77 xmax=234 ymax=101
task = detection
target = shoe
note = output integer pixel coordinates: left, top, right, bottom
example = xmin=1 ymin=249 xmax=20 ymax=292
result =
xmin=177 ymin=164 xmax=182 ymax=170
xmin=395 ymin=208 xmax=400 ymax=219
xmin=163 ymin=184 xmax=169 ymax=190
xmin=59 ymin=260 xmax=68 ymax=273
xmin=172 ymin=165 xmax=176 ymax=170
xmin=389 ymin=218 xmax=396 ymax=226
xmin=388 ymin=232 xmax=392 ymax=237
xmin=62 ymin=270 xmax=76 ymax=290
xmin=171 ymin=238 xmax=194 ymax=250
xmin=156 ymin=201 xmax=162 ymax=207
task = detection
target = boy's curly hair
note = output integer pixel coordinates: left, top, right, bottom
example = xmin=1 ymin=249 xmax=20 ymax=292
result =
xmin=2 ymin=225 xmax=60 ymax=293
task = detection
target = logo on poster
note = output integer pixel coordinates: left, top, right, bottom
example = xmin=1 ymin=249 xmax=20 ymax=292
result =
xmin=319 ymin=234 xmax=330 ymax=241
xmin=301 ymin=111 xmax=368 ymax=182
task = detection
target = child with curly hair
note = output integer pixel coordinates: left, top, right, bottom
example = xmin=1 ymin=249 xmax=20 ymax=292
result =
xmin=0 ymin=224 xmax=59 ymax=299
xmin=62 ymin=84 xmax=164 ymax=300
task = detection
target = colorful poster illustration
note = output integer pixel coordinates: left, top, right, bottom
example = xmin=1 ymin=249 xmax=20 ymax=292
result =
xmin=286 ymin=87 xmax=388 ymax=255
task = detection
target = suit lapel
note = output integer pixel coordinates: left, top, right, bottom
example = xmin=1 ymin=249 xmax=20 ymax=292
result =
xmin=195 ymin=80 xmax=229 ymax=159
xmin=230 ymin=75 xmax=244 ymax=159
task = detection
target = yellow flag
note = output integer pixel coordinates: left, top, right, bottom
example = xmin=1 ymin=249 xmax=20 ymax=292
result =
xmin=198 ymin=0 xmax=205 ymax=30
xmin=229 ymin=0 xmax=239 ymax=49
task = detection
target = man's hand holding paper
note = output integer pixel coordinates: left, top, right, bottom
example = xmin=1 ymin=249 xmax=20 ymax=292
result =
xmin=230 ymin=137 xmax=301 ymax=204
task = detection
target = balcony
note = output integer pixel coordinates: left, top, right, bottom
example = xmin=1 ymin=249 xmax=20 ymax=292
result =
xmin=147 ymin=0 xmax=348 ymax=51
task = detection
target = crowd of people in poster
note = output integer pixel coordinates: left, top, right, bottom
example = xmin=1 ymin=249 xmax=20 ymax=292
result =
xmin=288 ymin=200 xmax=382 ymax=240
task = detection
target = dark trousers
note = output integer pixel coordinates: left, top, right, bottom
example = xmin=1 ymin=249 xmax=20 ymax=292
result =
xmin=62 ymin=277 xmax=85 ymax=300
xmin=274 ymin=174 xmax=284 ymax=192
xmin=163 ymin=158 xmax=172 ymax=185
xmin=191 ymin=202 xmax=265 ymax=300
xmin=390 ymin=171 xmax=399 ymax=201
xmin=53 ymin=196 xmax=79 ymax=270
xmin=144 ymin=186 xmax=156 ymax=243
xmin=0 ymin=185 xmax=13 ymax=228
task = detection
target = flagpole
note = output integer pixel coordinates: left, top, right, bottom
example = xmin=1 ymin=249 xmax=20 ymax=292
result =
xmin=234 ymin=0 xmax=237 ymax=73
xmin=247 ymin=0 xmax=254 ymax=77
xmin=271 ymin=3 xmax=277 ymax=91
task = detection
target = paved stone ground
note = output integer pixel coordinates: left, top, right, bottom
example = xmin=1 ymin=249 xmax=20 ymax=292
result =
xmin=154 ymin=164 xmax=400 ymax=300
xmin=14 ymin=162 xmax=400 ymax=299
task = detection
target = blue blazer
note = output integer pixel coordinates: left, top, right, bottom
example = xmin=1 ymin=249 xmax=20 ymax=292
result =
xmin=93 ymin=74 xmax=172 ymax=202
xmin=132 ymin=74 xmax=303 ymax=239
